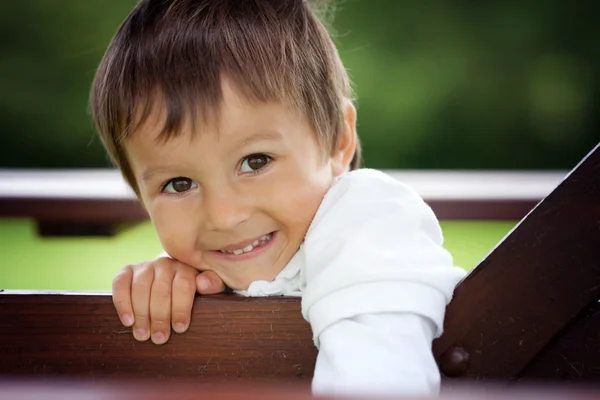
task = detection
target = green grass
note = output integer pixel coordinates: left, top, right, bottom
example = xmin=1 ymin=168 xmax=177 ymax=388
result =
xmin=0 ymin=219 xmax=516 ymax=291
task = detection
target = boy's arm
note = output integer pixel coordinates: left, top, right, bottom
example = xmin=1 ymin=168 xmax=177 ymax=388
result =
xmin=300 ymin=169 xmax=466 ymax=396
xmin=313 ymin=313 xmax=439 ymax=397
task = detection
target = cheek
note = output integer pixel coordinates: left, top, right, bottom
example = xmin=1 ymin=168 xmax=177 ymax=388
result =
xmin=150 ymin=202 xmax=200 ymax=262
xmin=266 ymin=173 xmax=330 ymax=235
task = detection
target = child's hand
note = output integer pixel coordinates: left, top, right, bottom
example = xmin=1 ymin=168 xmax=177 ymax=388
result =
xmin=112 ymin=257 xmax=226 ymax=345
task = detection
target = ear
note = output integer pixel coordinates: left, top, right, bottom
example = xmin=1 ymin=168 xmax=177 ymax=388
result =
xmin=330 ymin=100 xmax=357 ymax=176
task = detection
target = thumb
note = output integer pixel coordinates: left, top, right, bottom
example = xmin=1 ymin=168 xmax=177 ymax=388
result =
xmin=196 ymin=270 xmax=227 ymax=295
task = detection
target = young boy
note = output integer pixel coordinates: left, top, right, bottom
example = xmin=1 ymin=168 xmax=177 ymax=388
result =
xmin=91 ymin=0 xmax=466 ymax=396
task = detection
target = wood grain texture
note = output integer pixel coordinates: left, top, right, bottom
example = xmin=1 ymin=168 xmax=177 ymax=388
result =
xmin=0 ymin=294 xmax=316 ymax=383
xmin=516 ymin=299 xmax=600 ymax=382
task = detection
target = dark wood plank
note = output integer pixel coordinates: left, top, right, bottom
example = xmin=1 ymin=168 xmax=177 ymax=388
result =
xmin=434 ymin=143 xmax=600 ymax=382
xmin=0 ymin=198 xmax=148 ymax=222
xmin=0 ymin=293 xmax=316 ymax=383
xmin=35 ymin=221 xmax=127 ymax=236
xmin=425 ymin=199 xmax=539 ymax=221
xmin=0 ymin=198 xmax=147 ymax=236
xmin=516 ymin=299 xmax=600 ymax=382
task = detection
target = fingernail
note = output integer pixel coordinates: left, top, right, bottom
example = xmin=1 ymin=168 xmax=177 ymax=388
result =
xmin=153 ymin=332 xmax=166 ymax=344
xmin=198 ymin=277 xmax=210 ymax=292
xmin=122 ymin=314 xmax=133 ymax=326
xmin=134 ymin=328 xmax=148 ymax=340
xmin=174 ymin=323 xmax=187 ymax=333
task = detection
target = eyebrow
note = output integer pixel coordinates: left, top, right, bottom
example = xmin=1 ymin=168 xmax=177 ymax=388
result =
xmin=140 ymin=166 xmax=179 ymax=182
xmin=234 ymin=130 xmax=283 ymax=149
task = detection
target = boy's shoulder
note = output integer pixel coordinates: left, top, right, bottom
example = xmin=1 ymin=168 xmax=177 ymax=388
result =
xmin=306 ymin=168 xmax=430 ymax=239
xmin=335 ymin=167 xmax=391 ymax=184
xmin=329 ymin=168 xmax=423 ymax=205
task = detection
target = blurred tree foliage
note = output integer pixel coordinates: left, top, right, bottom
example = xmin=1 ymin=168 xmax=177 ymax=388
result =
xmin=0 ymin=0 xmax=598 ymax=170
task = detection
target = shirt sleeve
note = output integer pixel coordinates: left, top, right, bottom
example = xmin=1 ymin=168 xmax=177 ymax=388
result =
xmin=312 ymin=313 xmax=440 ymax=397
xmin=300 ymin=169 xmax=466 ymax=394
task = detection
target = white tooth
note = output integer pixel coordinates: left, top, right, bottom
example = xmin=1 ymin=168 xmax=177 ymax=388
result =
xmin=220 ymin=250 xmax=227 ymax=254
xmin=253 ymin=240 xmax=259 ymax=246
xmin=243 ymin=244 xmax=253 ymax=253
xmin=233 ymin=249 xmax=244 ymax=256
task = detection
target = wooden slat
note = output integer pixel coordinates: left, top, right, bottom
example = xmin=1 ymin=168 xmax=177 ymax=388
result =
xmin=425 ymin=199 xmax=539 ymax=221
xmin=433 ymin=143 xmax=600 ymax=382
xmin=0 ymin=293 xmax=316 ymax=383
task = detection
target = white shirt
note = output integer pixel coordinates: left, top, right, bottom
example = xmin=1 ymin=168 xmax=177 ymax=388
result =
xmin=235 ymin=169 xmax=466 ymax=397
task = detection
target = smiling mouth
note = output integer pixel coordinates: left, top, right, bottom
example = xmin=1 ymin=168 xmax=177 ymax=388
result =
xmin=219 ymin=232 xmax=274 ymax=256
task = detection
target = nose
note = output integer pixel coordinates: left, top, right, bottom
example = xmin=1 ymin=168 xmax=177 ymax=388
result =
xmin=201 ymin=186 xmax=251 ymax=232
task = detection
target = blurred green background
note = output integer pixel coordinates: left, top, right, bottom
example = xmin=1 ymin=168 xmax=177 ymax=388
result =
xmin=1 ymin=0 xmax=598 ymax=170
xmin=1 ymin=1 xmax=598 ymax=290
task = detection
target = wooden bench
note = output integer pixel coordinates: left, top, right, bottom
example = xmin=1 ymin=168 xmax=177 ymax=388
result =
xmin=0 ymin=169 xmax=565 ymax=236
xmin=0 ymin=143 xmax=598 ymax=394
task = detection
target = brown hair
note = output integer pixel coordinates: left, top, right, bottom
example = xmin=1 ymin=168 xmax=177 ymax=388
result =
xmin=90 ymin=0 xmax=361 ymax=195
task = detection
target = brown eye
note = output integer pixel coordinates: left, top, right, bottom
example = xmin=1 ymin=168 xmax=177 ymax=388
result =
xmin=164 ymin=177 xmax=196 ymax=193
xmin=241 ymin=154 xmax=271 ymax=173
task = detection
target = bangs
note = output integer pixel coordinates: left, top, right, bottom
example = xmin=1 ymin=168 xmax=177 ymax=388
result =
xmin=92 ymin=0 xmax=327 ymax=144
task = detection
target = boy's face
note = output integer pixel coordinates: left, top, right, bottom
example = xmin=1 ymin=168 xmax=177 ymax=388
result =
xmin=125 ymin=81 xmax=355 ymax=290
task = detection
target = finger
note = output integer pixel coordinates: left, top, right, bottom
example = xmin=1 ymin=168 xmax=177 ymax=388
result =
xmin=149 ymin=260 xmax=176 ymax=345
xmin=171 ymin=266 xmax=198 ymax=334
xmin=112 ymin=265 xmax=135 ymax=327
xmin=196 ymin=270 xmax=227 ymax=295
xmin=131 ymin=264 xmax=154 ymax=341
